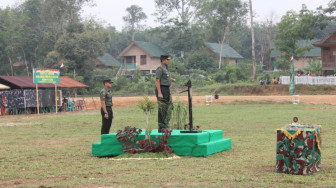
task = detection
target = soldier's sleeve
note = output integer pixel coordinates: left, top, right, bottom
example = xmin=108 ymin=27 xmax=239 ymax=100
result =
xmin=156 ymin=67 xmax=163 ymax=79
xmin=100 ymin=90 xmax=106 ymax=101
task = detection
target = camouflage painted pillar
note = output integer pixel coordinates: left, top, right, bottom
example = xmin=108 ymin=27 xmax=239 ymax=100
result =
xmin=289 ymin=56 xmax=295 ymax=95
xmin=276 ymin=124 xmax=321 ymax=175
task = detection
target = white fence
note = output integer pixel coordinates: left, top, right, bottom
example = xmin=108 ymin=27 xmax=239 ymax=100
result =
xmin=280 ymin=76 xmax=336 ymax=85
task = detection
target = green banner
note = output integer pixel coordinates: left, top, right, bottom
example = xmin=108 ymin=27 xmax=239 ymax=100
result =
xmin=33 ymin=69 xmax=60 ymax=84
xmin=289 ymin=57 xmax=295 ymax=94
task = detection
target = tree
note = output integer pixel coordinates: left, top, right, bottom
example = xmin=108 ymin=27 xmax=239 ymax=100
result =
xmin=122 ymin=5 xmax=147 ymax=41
xmin=200 ymin=0 xmax=248 ymax=69
xmin=154 ymin=0 xmax=197 ymax=24
xmin=185 ymin=47 xmax=216 ymax=72
xmin=138 ymin=96 xmax=155 ymax=140
xmin=255 ymin=13 xmax=276 ymax=70
xmin=154 ymin=0 xmax=202 ymax=57
xmin=274 ymin=5 xmax=327 ymax=70
xmin=0 ymin=8 xmax=15 ymax=76
xmin=304 ymin=60 xmax=322 ymax=75
xmin=0 ymin=0 xmax=94 ymax=76
xmin=249 ymin=0 xmax=256 ymax=80
xmin=107 ymin=26 xmax=131 ymax=56
xmin=48 ymin=21 xmax=111 ymax=85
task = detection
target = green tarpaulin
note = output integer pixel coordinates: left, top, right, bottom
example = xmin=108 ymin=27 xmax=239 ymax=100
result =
xmin=92 ymin=129 xmax=232 ymax=157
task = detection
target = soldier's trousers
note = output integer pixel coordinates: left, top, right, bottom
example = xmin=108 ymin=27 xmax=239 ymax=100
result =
xmin=101 ymin=106 xmax=113 ymax=134
xmin=156 ymin=86 xmax=173 ymax=130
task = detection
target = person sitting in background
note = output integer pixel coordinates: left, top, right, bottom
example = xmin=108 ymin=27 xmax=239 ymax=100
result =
xmin=67 ymin=97 xmax=74 ymax=107
xmin=259 ymin=78 xmax=265 ymax=85
xmin=266 ymin=78 xmax=271 ymax=85
xmin=214 ymin=92 xmax=219 ymax=99
xmin=62 ymin=97 xmax=68 ymax=112
xmin=272 ymin=77 xmax=278 ymax=84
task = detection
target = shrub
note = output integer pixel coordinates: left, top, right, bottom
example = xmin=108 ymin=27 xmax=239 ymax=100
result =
xmin=185 ymin=47 xmax=217 ymax=72
xmin=116 ymin=126 xmax=142 ymax=152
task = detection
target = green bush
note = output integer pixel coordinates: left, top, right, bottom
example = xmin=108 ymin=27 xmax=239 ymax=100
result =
xmin=304 ymin=60 xmax=322 ymax=75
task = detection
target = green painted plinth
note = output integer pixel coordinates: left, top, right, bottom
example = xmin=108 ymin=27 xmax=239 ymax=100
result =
xmin=92 ymin=129 xmax=232 ymax=157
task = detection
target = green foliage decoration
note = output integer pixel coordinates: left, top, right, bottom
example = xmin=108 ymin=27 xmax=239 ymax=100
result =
xmin=171 ymin=98 xmax=188 ymax=130
xmin=137 ymin=96 xmax=156 ymax=140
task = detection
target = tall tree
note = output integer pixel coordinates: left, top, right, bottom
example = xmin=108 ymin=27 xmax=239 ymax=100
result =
xmin=107 ymin=26 xmax=131 ymax=56
xmin=274 ymin=5 xmax=327 ymax=69
xmin=154 ymin=0 xmax=201 ymax=57
xmin=122 ymin=5 xmax=147 ymax=41
xmin=0 ymin=0 xmax=94 ymax=76
xmin=200 ymin=0 xmax=248 ymax=69
xmin=154 ymin=0 xmax=197 ymax=24
xmin=0 ymin=8 xmax=15 ymax=76
xmin=249 ymin=0 xmax=256 ymax=80
xmin=46 ymin=21 xmax=111 ymax=85
xmin=256 ymin=13 xmax=275 ymax=70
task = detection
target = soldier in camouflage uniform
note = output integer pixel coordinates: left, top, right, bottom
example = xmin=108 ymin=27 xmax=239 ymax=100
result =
xmin=100 ymin=79 xmax=114 ymax=134
xmin=155 ymin=55 xmax=175 ymax=132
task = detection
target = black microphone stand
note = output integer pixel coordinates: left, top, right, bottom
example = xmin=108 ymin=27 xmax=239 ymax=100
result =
xmin=180 ymin=80 xmax=202 ymax=133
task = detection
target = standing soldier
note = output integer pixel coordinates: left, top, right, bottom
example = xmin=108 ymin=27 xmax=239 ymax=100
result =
xmin=100 ymin=79 xmax=114 ymax=134
xmin=155 ymin=55 xmax=176 ymax=132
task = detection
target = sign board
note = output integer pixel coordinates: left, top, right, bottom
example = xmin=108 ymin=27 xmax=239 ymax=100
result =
xmin=33 ymin=69 xmax=60 ymax=84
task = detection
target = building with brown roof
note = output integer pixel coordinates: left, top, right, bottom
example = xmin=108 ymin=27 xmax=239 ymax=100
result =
xmin=313 ymin=31 xmax=336 ymax=75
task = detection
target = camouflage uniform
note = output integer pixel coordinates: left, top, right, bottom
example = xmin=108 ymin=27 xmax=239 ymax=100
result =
xmin=100 ymin=87 xmax=113 ymax=134
xmin=276 ymin=124 xmax=321 ymax=175
xmin=155 ymin=63 xmax=173 ymax=130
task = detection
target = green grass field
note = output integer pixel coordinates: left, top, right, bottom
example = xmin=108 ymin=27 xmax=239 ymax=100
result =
xmin=1 ymin=103 xmax=336 ymax=187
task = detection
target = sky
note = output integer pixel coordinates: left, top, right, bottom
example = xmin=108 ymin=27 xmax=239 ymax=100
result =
xmin=0 ymin=0 xmax=332 ymax=31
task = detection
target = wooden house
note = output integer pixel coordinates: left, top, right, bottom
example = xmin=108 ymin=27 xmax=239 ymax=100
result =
xmin=116 ymin=41 xmax=169 ymax=73
xmin=313 ymin=32 xmax=336 ymax=75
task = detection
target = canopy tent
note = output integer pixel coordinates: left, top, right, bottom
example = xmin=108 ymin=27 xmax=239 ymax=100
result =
xmin=0 ymin=83 xmax=10 ymax=90
xmin=0 ymin=76 xmax=89 ymax=89
xmin=57 ymin=76 xmax=89 ymax=88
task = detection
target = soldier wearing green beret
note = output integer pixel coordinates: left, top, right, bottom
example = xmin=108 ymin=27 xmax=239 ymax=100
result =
xmin=155 ymin=55 xmax=176 ymax=132
xmin=100 ymin=79 xmax=114 ymax=134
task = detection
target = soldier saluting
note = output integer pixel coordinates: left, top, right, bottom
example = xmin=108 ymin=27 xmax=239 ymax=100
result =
xmin=155 ymin=55 xmax=176 ymax=132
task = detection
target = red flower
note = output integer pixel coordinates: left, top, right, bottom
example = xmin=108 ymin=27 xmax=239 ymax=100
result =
xmin=196 ymin=126 xmax=200 ymax=130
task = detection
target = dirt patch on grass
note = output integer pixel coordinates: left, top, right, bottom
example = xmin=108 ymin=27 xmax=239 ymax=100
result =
xmin=76 ymin=95 xmax=336 ymax=110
